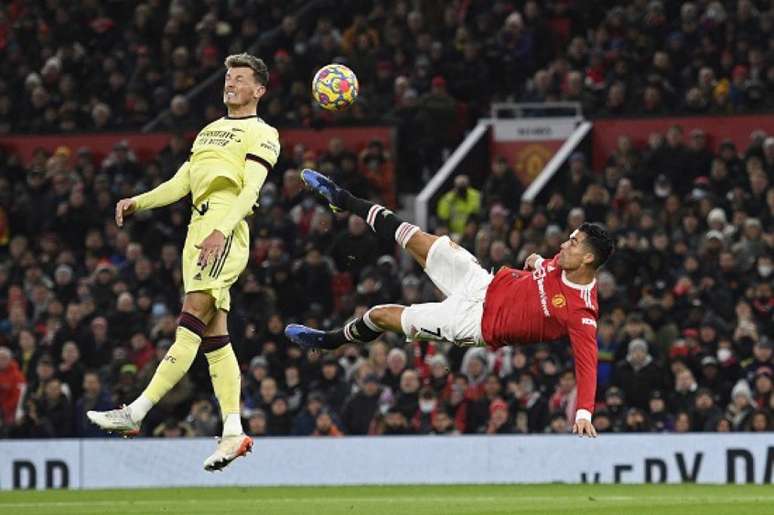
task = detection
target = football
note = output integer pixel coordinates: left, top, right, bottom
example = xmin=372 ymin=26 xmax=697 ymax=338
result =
xmin=311 ymin=64 xmax=359 ymax=111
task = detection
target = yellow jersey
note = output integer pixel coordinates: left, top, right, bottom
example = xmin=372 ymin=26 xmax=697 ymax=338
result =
xmin=132 ymin=114 xmax=280 ymax=237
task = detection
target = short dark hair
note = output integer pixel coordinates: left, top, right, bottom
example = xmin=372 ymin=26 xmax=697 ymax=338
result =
xmin=224 ymin=53 xmax=269 ymax=86
xmin=578 ymin=222 xmax=614 ymax=268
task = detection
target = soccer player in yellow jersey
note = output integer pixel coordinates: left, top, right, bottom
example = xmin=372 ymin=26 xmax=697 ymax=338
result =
xmin=87 ymin=53 xmax=280 ymax=471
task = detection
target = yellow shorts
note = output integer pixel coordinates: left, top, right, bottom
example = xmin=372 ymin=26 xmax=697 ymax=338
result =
xmin=182 ymin=205 xmax=250 ymax=312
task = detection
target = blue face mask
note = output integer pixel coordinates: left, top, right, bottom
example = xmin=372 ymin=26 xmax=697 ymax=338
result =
xmin=152 ymin=302 xmax=167 ymax=317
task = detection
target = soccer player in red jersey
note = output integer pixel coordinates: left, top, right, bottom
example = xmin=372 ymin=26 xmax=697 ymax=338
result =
xmin=286 ymin=170 xmax=615 ymax=437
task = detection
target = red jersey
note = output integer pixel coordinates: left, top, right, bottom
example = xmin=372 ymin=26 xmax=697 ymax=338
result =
xmin=480 ymin=255 xmax=599 ymax=415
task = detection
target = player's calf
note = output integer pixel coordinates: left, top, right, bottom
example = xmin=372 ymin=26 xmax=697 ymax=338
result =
xmin=285 ymin=305 xmax=405 ymax=351
xmin=302 ymin=168 xmax=423 ymax=252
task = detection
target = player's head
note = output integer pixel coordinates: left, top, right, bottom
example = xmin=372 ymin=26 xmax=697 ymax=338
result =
xmin=558 ymin=222 xmax=614 ymax=271
xmin=223 ymin=53 xmax=269 ymax=109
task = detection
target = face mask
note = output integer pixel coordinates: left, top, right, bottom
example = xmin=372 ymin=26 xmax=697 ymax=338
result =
xmin=419 ymin=400 xmax=436 ymax=413
xmin=717 ymin=348 xmax=732 ymax=362
xmin=758 ymin=265 xmax=772 ymax=278
xmin=294 ymin=42 xmax=307 ymax=54
xmin=151 ymin=303 xmax=167 ymax=317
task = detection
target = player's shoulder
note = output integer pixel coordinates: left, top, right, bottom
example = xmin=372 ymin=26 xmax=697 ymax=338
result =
xmin=249 ymin=117 xmax=279 ymax=139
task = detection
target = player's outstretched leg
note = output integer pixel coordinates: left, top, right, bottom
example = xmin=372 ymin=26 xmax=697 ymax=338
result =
xmin=286 ymin=305 xmax=405 ymax=351
xmin=301 ymin=168 xmax=438 ymax=267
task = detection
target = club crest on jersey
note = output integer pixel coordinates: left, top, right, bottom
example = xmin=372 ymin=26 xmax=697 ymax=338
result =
xmin=551 ymin=294 xmax=567 ymax=308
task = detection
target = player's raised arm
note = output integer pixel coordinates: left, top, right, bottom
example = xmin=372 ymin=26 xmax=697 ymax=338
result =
xmin=116 ymin=160 xmax=192 ymax=226
xmin=568 ymin=314 xmax=599 ymax=438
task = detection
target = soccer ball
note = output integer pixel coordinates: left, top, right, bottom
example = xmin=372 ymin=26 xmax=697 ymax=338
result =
xmin=312 ymin=64 xmax=359 ymax=111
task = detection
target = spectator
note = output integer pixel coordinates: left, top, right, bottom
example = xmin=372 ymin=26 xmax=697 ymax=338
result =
xmin=648 ymin=390 xmax=673 ymax=432
xmin=329 ymin=215 xmax=378 ymax=280
xmin=612 ymin=339 xmax=664 ymax=411
xmin=185 ymin=398 xmax=219 ymax=437
xmin=436 ymin=175 xmax=481 ymax=236
xmin=691 ymin=388 xmax=724 ymax=431
xmin=74 ymin=371 xmax=113 ymax=437
xmin=312 ymin=410 xmax=343 ymax=437
xmin=670 ymin=368 xmax=699 ymax=414
xmin=0 ymin=347 xmax=25 ymax=427
xmin=341 ymin=373 xmax=382 ymax=435
xmin=292 ymin=391 xmax=325 ymax=436
xmin=309 ymin=355 xmax=349 ymax=414
xmin=482 ymin=157 xmax=523 ymax=210
xmin=267 ymin=396 xmax=293 ymax=436
xmin=247 ymin=410 xmax=269 ymax=438
xmin=726 ymin=380 xmax=755 ymax=431
xmin=485 ymin=399 xmax=513 ymax=434
xmin=430 ymin=410 xmax=458 ymax=435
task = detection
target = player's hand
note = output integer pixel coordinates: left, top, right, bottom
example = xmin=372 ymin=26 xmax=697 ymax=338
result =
xmin=115 ymin=198 xmax=137 ymax=227
xmin=195 ymin=229 xmax=226 ymax=269
xmin=524 ymin=253 xmax=541 ymax=270
xmin=572 ymin=419 xmax=598 ymax=438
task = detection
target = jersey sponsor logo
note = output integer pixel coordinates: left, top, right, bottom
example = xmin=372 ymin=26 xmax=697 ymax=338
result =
xmin=552 ymin=294 xmax=567 ymax=308
xmin=260 ymin=141 xmax=280 ymax=156
xmin=581 ymin=317 xmax=597 ymax=328
xmin=196 ymin=130 xmax=240 ymax=146
xmin=532 ymin=267 xmax=550 ymax=317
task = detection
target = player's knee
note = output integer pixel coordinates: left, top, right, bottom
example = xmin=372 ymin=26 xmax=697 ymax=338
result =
xmin=366 ymin=306 xmax=390 ymax=329
xmin=182 ymin=292 xmax=215 ymax=323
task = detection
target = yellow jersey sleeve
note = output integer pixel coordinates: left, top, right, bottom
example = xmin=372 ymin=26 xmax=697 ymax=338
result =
xmin=245 ymin=123 xmax=280 ymax=172
xmin=132 ymin=161 xmax=191 ymax=211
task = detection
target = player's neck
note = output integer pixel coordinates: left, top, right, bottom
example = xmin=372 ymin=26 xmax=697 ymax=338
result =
xmin=563 ymin=267 xmax=595 ymax=287
xmin=227 ymin=102 xmax=257 ymax=118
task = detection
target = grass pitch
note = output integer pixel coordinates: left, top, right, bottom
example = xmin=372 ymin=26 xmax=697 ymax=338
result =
xmin=1 ymin=483 xmax=773 ymax=515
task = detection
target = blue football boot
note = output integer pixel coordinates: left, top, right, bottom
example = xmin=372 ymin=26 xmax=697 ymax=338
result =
xmin=300 ymin=168 xmax=346 ymax=212
xmin=285 ymin=324 xmax=326 ymax=351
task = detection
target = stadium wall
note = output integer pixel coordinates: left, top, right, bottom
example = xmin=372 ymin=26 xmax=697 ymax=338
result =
xmin=1 ymin=435 xmax=772 ymax=490
xmin=0 ymin=127 xmax=395 ymax=166
xmin=592 ymin=114 xmax=774 ymax=170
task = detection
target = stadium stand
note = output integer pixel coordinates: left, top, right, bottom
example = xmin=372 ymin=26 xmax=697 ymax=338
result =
xmin=0 ymin=0 xmax=772 ymax=439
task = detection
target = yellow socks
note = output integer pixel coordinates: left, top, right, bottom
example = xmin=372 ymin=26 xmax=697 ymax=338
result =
xmin=142 ymin=313 xmax=205 ymax=405
xmin=202 ymin=336 xmax=243 ymax=435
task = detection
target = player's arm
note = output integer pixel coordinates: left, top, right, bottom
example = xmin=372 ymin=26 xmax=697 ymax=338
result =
xmin=212 ymin=159 xmax=269 ymax=236
xmin=116 ymin=161 xmax=191 ymax=226
xmin=211 ymin=126 xmax=279 ymax=237
xmin=568 ymin=314 xmax=599 ymax=437
xmin=524 ymin=253 xmax=560 ymax=271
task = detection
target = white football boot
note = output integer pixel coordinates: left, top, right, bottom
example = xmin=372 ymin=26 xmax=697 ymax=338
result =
xmin=86 ymin=405 xmax=141 ymax=437
xmin=203 ymin=434 xmax=253 ymax=472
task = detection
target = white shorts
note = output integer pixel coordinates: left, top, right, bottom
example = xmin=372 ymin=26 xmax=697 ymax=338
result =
xmin=400 ymin=236 xmax=493 ymax=346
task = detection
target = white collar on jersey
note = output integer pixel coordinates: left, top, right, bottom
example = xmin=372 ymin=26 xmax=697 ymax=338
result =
xmin=561 ymin=271 xmax=596 ymax=291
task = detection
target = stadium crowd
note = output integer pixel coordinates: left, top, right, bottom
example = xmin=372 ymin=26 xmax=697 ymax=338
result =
xmin=0 ymin=0 xmax=773 ymax=439
xmin=0 ymin=119 xmax=772 ymax=438
xmin=3 ymin=0 xmax=774 ymax=186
